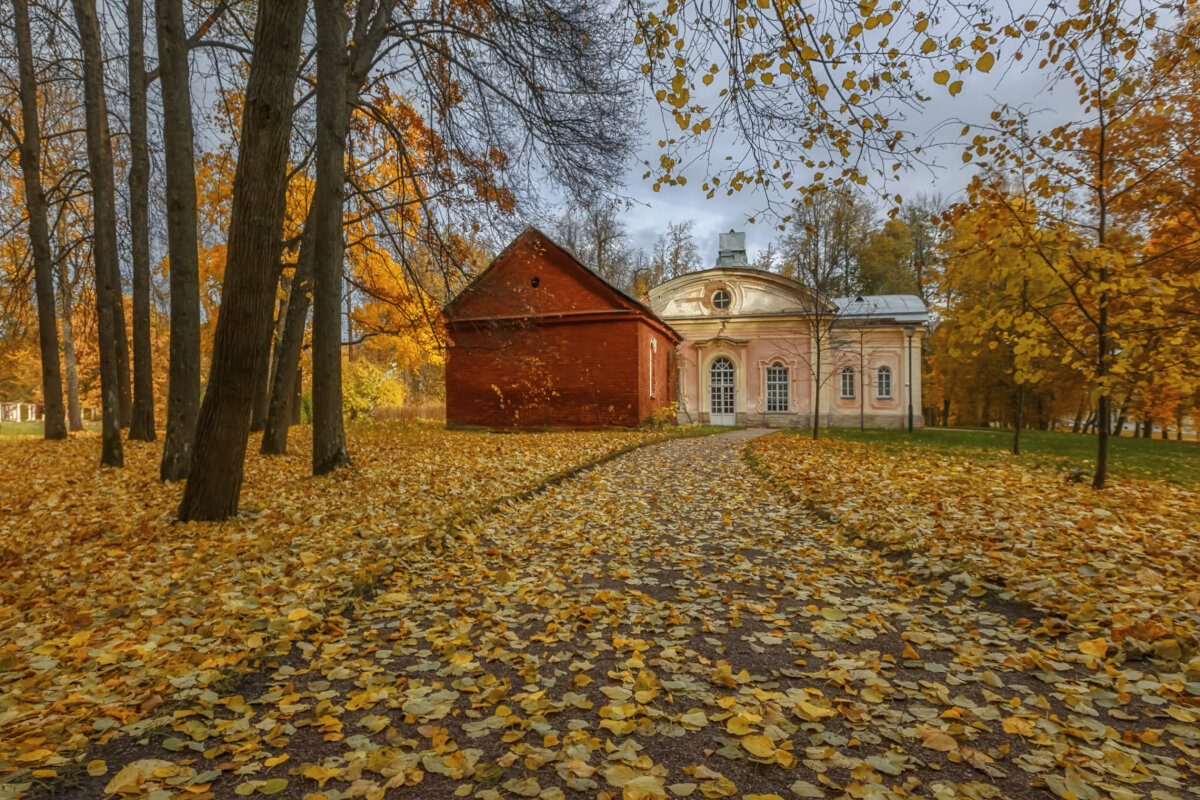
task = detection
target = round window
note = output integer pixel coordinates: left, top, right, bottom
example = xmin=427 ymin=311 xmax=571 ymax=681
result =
xmin=711 ymin=289 xmax=731 ymax=310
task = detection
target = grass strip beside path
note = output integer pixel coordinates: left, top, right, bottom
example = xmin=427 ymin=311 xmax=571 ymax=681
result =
xmin=821 ymin=426 xmax=1200 ymax=486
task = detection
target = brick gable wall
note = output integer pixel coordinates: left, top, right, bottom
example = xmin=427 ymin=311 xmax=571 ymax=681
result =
xmin=445 ymin=228 xmax=681 ymax=430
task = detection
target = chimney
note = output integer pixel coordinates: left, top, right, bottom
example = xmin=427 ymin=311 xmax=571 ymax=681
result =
xmin=715 ymin=230 xmax=748 ymax=268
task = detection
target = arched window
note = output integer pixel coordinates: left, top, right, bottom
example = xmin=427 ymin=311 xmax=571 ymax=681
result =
xmin=840 ymin=367 xmax=855 ymax=399
xmin=766 ymin=362 xmax=789 ymax=412
xmin=877 ymin=366 xmax=893 ymax=399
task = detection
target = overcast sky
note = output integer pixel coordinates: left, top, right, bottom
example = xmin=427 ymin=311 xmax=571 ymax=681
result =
xmin=612 ymin=42 xmax=1072 ymax=264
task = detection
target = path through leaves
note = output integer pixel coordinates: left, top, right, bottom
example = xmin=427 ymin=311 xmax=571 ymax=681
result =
xmin=24 ymin=430 xmax=1197 ymax=800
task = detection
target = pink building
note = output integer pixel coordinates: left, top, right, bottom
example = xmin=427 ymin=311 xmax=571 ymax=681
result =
xmin=646 ymin=232 xmax=928 ymax=429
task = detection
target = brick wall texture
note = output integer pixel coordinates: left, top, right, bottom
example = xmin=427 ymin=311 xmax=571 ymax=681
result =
xmin=445 ymin=229 xmax=679 ymax=429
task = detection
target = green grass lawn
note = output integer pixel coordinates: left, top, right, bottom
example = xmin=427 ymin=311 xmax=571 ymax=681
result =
xmin=0 ymin=421 xmax=51 ymax=438
xmin=673 ymin=423 xmax=744 ymax=438
xmin=809 ymin=426 xmax=1200 ymax=485
xmin=0 ymin=420 xmax=103 ymax=438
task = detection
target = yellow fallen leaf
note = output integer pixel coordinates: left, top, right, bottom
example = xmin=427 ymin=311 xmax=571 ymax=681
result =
xmin=796 ymin=701 xmax=836 ymax=722
xmin=1002 ymin=716 xmax=1034 ymax=736
xmin=1078 ymin=638 xmax=1108 ymax=659
xmin=301 ymin=764 xmax=340 ymax=787
xmin=917 ymin=726 xmax=958 ymax=752
xmin=623 ymin=775 xmax=667 ymax=799
xmin=742 ymin=734 xmax=776 ymax=758
xmin=606 ymin=764 xmax=639 ymax=787
xmin=726 ymin=714 xmax=755 ymax=735
xmin=104 ymin=759 xmax=175 ymax=794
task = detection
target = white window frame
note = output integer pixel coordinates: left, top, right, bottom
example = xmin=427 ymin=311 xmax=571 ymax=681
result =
xmin=877 ymin=366 xmax=893 ymax=399
xmin=840 ymin=367 xmax=855 ymax=399
xmin=709 ymin=356 xmax=736 ymax=423
xmin=766 ymin=362 xmax=789 ymax=412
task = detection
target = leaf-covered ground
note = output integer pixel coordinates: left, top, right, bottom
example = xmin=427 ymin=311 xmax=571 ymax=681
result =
xmin=15 ymin=430 xmax=1198 ymax=800
xmin=751 ymin=435 xmax=1200 ymax=662
xmin=0 ymin=424 xmax=663 ymax=789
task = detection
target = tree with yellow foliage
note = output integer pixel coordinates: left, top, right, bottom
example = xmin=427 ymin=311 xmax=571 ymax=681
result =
xmin=935 ymin=185 xmax=1074 ymax=453
xmin=966 ymin=1 xmax=1200 ymax=487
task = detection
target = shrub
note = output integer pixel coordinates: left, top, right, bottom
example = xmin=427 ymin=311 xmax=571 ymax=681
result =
xmin=343 ymin=359 xmax=407 ymax=421
xmin=644 ymin=402 xmax=679 ymax=430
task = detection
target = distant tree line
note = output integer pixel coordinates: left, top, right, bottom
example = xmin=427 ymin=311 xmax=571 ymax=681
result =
xmin=547 ymin=189 xmax=942 ymax=301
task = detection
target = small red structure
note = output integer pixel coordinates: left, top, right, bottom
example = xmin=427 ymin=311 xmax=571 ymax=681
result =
xmin=445 ymin=228 xmax=680 ymax=429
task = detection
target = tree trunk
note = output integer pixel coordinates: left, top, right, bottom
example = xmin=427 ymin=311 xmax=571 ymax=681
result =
xmin=344 ymin=277 xmax=353 ymax=361
xmin=810 ymin=328 xmax=821 ymax=440
xmin=127 ymin=0 xmax=156 ymax=440
xmin=263 ymin=0 xmax=394 ymax=457
xmin=312 ymin=0 xmax=352 ymax=475
xmin=262 ymin=223 xmax=313 ymax=454
xmin=1012 ymin=384 xmax=1023 ymax=455
xmin=178 ymin=0 xmax=305 ymax=521
xmin=70 ymin=0 xmax=123 ymax=466
xmin=114 ymin=289 xmax=132 ymax=429
xmin=12 ymin=0 xmax=67 ymax=440
xmin=1094 ymin=395 xmax=1110 ymax=487
xmin=292 ymin=363 xmax=303 ymax=425
xmin=1092 ymin=62 xmax=1110 ymax=490
xmin=59 ymin=259 xmax=83 ymax=432
xmin=157 ymin=0 xmax=202 ymax=480
xmin=251 ymin=277 xmax=289 ymax=432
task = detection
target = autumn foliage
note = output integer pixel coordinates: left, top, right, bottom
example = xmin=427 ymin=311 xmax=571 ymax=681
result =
xmin=0 ymin=427 xmax=662 ymax=777
xmin=752 ymin=435 xmax=1200 ymax=660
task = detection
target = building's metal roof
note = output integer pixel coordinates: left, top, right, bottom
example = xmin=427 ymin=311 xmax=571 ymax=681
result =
xmin=833 ymin=294 xmax=929 ymax=323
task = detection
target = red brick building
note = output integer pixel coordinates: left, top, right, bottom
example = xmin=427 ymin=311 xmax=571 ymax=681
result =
xmin=445 ymin=228 xmax=681 ymax=429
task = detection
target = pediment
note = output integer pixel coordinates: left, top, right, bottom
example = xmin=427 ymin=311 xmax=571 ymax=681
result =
xmin=647 ymin=269 xmax=834 ymax=319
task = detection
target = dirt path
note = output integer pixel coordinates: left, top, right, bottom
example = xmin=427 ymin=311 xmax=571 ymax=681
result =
xmin=39 ymin=431 xmax=1199 ymax=800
